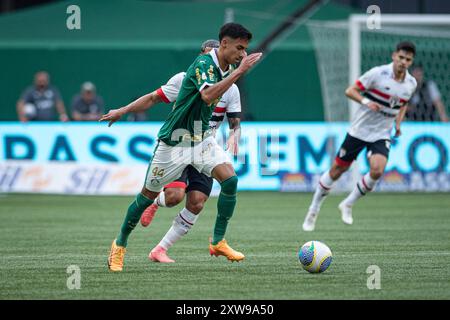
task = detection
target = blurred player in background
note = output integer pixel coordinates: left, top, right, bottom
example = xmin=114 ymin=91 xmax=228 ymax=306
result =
xmin=302 ymin=41 xmax=417 ymax=231
xmin=102 ymin=23 xmax=261 ymax=271
xmin=101 ymin=39 xmax=242 ymax=263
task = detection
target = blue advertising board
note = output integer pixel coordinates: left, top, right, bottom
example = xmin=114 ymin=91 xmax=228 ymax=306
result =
xmin=1 ymin=122 xmax=449 ymax=192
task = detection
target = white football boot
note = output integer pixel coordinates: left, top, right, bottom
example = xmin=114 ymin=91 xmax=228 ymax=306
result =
xmin=338 ymin=201 xmax=353 ymax=225
xmin=302 ymin=209 xmax=319 ymax=232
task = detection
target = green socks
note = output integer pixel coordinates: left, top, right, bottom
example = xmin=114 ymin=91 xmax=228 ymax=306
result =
xmin=212 ymin=176 xmax=238 ymax=245
xmin=116 ymin=193 xmax=154 ymax=247
xmin=117 ymin=176 xmax=238 ymax=248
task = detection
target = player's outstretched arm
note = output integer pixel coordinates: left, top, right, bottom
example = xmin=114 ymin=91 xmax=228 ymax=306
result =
xmin=201 ymin=53 xmax=262 ymax=105
xmin=345 ymin=84 xmax=382 ymax=112
xmin=99 ymin=91 xmax=163 ymax=127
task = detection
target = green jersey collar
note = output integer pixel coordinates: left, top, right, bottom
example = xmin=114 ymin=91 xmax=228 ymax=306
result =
xmin=209 ymin=49 xmax=231 ymax=78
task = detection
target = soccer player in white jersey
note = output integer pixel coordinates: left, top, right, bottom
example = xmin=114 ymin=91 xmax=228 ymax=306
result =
xmin=100 ymin=40 xmax=243 ymax=263
xmin=302 ymin=41 xmax=418 ymax=231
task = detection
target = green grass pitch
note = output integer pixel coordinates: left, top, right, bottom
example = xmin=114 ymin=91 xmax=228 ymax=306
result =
xmin=0 ymin=192 xmax=449 ymax=300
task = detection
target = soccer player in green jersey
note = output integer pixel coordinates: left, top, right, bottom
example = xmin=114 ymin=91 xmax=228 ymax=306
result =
xmin=107 ymin=23 xmax=262 ymax=271
xmin=101 ymin=40 xmax=243 ymax=263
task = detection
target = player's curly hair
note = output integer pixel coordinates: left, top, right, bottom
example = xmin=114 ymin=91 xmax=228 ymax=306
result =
xmin=219 ymin=23 xmax=252 ymax=41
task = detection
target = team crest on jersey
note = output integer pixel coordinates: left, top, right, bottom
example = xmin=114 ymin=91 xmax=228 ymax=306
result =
xmin=208 ymin=65 xmax=215 ymax=82
xmin=389 ymin=96 xmax=400 ymax=108
xmin=339 ymin=148 xmax=346 ymax=158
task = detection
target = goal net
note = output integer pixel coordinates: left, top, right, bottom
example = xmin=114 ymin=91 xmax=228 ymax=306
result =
xmin=307 ymin=15 xmax=450 ymax=122
xmin=306 ymin=15 xmax=450 ymax=192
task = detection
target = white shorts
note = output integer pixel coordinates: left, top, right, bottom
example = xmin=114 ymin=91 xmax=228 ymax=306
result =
xmin=144 ymin=136 xmax=232 ymax=192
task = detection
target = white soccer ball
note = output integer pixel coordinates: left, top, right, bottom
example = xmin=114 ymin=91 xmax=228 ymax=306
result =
xmin=298 ymin=240 xmax=332 ymax=273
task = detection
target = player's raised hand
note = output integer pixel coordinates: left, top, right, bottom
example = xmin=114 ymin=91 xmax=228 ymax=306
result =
xmin=99 ymin=108 xmax=124 ymax=127
xmin=237 ymin=52 xmax=263 ymax=74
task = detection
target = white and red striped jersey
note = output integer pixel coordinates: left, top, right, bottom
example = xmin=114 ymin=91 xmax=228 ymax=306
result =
xmin=350 ymin=62 xmax=417 ymax=142
xmin=156 ymin=72 xmax=241 ymax=130
xmin=157 ymin=72 xmax=185 ymax=104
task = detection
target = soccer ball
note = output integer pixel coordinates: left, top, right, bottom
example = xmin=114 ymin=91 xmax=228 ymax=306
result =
xmin=298 ymin=241 xmax=332 ymax=273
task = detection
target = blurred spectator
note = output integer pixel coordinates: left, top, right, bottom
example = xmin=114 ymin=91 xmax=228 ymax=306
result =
xmin=71 ymin=81 xmax=104 ymax=121
xmin=406 ymin=64 xmax=448 ymax=122
xmin=16 ymin=71 xmax=69 ymax=122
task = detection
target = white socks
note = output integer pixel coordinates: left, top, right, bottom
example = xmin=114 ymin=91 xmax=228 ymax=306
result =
xmin=342 ymin=173 xmax=378 ymax=206
xmin=309 ymin=171 xmax=335 ymax=212
xmin=154 ymin=191 xmax=166 ymax=207
xmin=158 ymin=208 xmax=199 ymax=250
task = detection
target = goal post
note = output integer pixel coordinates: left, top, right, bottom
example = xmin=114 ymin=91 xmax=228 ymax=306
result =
xmin=348 ymin=14 xmax=450 ymax=121
xmin=307 ymin=14 xmax=450 ymax=191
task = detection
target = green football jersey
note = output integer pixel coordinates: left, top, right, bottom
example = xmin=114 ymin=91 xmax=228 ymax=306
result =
xmin=157 ymin=51 xmax=225 ymax=146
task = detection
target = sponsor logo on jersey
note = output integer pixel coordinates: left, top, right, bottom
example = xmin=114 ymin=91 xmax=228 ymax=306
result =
xmin=195 ymin=68 xmax=201 ymax=85
xmin=150 ymin=178 xmax=160 ymax=186
xmin=208 ymin=65 xmax=215 ymax=82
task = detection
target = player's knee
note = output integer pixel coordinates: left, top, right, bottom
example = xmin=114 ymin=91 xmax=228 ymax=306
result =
xmin=165 ymin=189 xmax=185 ymax=207
xmin=330 ymin=164 xmax=349 ymax=180
xmin=220 ymin=175 xmax=238 ymax=195
xmin=186 ymin=193 xmax=208 ymax=214
xmin=186 ymin=201 xmax=204 ymax=214
xmin=329 ymin=168 xmax=340 ymax=180
xmin=370 ymin=167 xmax=384 ymax=180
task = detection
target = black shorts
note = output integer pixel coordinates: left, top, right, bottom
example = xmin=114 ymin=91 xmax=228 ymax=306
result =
xmin=164 ymin=165 xmax=213 ymax=196
xmin=335 ymin=134 xmax=390 ymax=167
